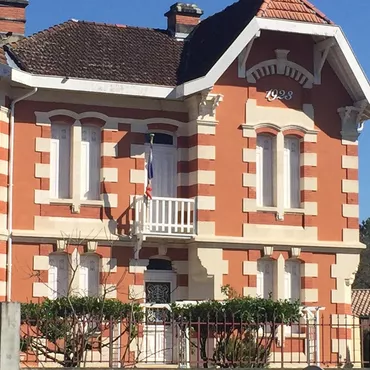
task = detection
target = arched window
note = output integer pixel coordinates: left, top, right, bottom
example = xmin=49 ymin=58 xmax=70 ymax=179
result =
xmin=50 ymin=123 xmax=71 ymax=199
xmin=256 ymin=134 xmax=274 ymax=207
xmin=257 ymin=259 xmax=274 ymax=299
xmin=284 ymin=136 xmax=300 ymax=209
xmin=80 ymin=254 xmax=99 ymax=297
xmin=48 ymin=253 xmax=69 ymax=299
xmin=81 ymin=125 xmax=101 ymax=201
xmin=284 ymin=260 xmax=301 ymax=302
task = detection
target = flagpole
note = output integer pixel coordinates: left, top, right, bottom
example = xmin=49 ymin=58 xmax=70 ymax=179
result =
xmin=145 ymin=134 xmax=155 ymax=233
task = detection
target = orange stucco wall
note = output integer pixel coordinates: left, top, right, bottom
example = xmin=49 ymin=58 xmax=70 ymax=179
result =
xmin=12 ymin=101 xmax=188 ymax=233
xmin=212 ymin=31 xmax=353 ymax=240
xmin=12 ymin=244 xmax=188 ymax=303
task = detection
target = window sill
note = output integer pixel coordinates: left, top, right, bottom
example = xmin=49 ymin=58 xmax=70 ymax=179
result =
xmin=50 ymin=199 xmax=104 ymax=207
xmin=50 ymin=199 xmax=73 ymax=205
xmin=284 ymin=208 xmax=305 ymax=214
xmin=256 ymin=206 xmax=277 ymax=213
xmin=82 ymin=200 xmax=104 ymax=207
xmin=256 ymin=207 xmax=305 ymax=214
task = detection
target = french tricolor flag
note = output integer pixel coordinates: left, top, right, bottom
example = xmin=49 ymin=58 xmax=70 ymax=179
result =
xmin=145 ymin=134 xmax=154 ymax=199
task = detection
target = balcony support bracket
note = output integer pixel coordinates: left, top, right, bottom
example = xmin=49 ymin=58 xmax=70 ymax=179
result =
xmin=134 ymin=234 xmax=146 ymax=260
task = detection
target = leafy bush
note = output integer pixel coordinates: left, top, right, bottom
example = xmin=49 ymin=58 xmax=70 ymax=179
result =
xmin=21 ymin=296 xmax=144 ymax=368
xmin=172 ymin=286 xmax=300 ymax=368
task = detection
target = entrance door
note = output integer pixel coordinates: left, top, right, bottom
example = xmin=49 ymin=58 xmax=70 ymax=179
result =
xmin=144 ymin=281 xmax=174 ymax=364
xmin=145 ymin=133 xmax=177 ymax=233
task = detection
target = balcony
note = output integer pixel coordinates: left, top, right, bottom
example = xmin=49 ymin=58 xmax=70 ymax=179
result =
xmin=134 ymin=196 xmax=196 ymax=238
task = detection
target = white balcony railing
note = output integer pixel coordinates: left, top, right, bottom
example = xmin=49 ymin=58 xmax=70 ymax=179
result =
xmin=134 ymin=196 xmax=196 ymax=237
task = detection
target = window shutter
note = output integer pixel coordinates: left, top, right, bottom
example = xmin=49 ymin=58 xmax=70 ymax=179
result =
xmin=58 ymin=256 xmax=69 ymax=297
xmin=50 ymin=124 xmax=71 ymax=199
xmin=80 ymin=257 xmax=88 ymax=297
xmin=80 ymin=255 xmax=99 ymax=297
xmin=257 ymin=260 xmax=274 ymax=299
xmin=290 ymin=139 xmax=300 ymax=208
xmin=284 ymin=261 xmax=292 ymax=301
xmin=285 ymin=260 xmax=301 ymax=302
xmin=284 ymin=137 xmax=300 ymax=209
xmin=49 ymin=254 xmax=69 ymax=299
xmin=48 ymin=257 xmax=57 ymax=300
xmin=264 ymin=260 xmax=273 ymax=299
xmin=290 ymin=261 xmax=301 ymax=301
xmin=81 ymin=126 xmax=101 ymax=201
xmin=283 ymin=140 xmax=291 ymax=208
xmin=257 ymin=135 xmax=273 ymax=207
xmin=89 ymin=257 xmax=99 ymax=297
xmin=256 ymin=142 xmax=263 ymax=207
xmin=256 ymin=261 xmax=264 ymax=297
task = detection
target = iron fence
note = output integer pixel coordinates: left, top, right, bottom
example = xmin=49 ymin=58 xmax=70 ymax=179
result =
xmin=19 ymin=310 xmax=370 ymax=368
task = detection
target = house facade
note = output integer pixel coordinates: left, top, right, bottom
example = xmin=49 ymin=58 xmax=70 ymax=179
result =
xmin=0 ymin=0 xmax=369 ymax=366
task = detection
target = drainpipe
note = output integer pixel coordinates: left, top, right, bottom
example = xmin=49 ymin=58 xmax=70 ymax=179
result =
xmin=7 ymin=88 xmax=38 ymax=302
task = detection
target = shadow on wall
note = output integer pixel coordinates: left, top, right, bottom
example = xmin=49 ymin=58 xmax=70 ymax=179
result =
xmin=101 ymin=125 xmax=136 ymax=236
xmin=188 ymin=247 xmax=216 ymax=300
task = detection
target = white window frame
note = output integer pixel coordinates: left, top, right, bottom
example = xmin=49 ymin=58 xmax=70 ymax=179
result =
xmin=49 ymin=121 xmax=103 ymax=212
xmin=256 ymin=134 xmax=275 ymax=207
xmin=48 ymin=253 xmax=70 ymax=299
xmin=284 ymin=136 xmax=301 ymax=209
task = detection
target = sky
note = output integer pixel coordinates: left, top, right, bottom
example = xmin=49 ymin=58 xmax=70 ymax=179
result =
xmin=24 ymin=0 xmax=370 ymax=221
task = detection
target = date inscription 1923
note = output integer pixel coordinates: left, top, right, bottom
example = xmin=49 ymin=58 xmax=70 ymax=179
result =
xmin=265 ymin=89 xmax=294 ymax=102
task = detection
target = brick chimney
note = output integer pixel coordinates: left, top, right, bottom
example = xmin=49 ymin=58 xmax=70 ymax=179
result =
xmin=0 ymin=0 xmax=28 ymax=38
xmin=165 ymin=3 xmax=203 ymax=40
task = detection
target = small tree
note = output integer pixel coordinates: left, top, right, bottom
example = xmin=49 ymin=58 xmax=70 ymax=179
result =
xmin=20 ymin=296 xmax=144 ymax=368
xmin=172 ymin=285 xmax=300 ymax=368
xmin=20 ymin=232 xmax=145 ymax=368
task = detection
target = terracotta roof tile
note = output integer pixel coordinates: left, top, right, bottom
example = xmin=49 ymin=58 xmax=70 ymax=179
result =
xmin=352 ymin=289 xmax=370 ymax=317
xmin=257 ymin=0 xmax=333 ymax=24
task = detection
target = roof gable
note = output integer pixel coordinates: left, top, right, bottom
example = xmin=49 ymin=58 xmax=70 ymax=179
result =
xmin=257 ymin=0 xmax=333 ymax=24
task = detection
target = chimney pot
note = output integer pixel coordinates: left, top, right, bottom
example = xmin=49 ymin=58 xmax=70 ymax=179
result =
xmin=0 ymin=0 xmax=28 ymax=42
xmin=165 ymin=2 xmax=203 ymax=40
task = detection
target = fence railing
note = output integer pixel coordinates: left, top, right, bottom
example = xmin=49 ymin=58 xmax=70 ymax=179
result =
xmin=134 ymin=196 xmax=196 ymax=237
xmin=19 ymin=310 xmax=370 ymax=368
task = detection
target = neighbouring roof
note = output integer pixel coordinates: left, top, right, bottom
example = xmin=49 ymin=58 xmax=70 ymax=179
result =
xmin=3 ymin=0 xmax=334 ymax=87
xmin=352 ymin=289 xmax=370 ymax=317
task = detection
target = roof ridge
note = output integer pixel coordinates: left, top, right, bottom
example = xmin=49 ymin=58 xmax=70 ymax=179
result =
xmin=9 ymin=19 xmax=175 ymax=51
xmin=297 ymin=0 xmax=334 ymax=24
xmin=76 ymin=19 xmax=167 ymax=32
xmin=256 ymin=0 xmax=334 ymax=25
